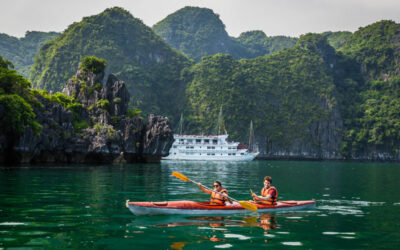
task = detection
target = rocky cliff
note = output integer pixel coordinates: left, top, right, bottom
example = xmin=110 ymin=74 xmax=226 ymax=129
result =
xmin=0 ymin=63 xmax=174 ymax=164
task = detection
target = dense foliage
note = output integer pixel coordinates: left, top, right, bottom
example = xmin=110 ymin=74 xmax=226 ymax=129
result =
xmin=153 ymin=7 xmax=296 ymax=61
xmin=235 ymin=30 xmax=297 ymax=58
xmin=153 ymin=6 xmax=248 ymax=61
xmin=337 ymin=20 xmax=400 ymax=157
xmin=30 ymin=7 xmax=193 ymax=123
xmin=322 ymin=31 xmax=352 ymax=50
xmin=0 ymin=56 xmax=42 ymax=138
xmin=0 ymin=31 xmax=59 ymax=78
xmin=185 ymin=35 xmax=337 ymax=149
xmin=79 ymin=56 xmax=107 ymax=74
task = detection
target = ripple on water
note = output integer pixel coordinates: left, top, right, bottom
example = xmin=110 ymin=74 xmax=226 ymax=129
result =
xmin=317 ymin=205 xmax=363 ymax=215
xmin=224 ymin=234 xmax=250 ymax=240
xmin=276 ymin=232 xmax=290 ymax=234
xmin=323 ymin=232 xmax=356 ymax=239
xmin=319 ymin=199 xmax=385 ymax=206
xmin=198 ymin=227 xmax=227 ymax=231
xmin=281 ymin=242 xmax=302 ymax=246
xmin=215 ymin=244 xmax=233 ymax=248
xmin=0 ymin=222 xmax=25 ymax=226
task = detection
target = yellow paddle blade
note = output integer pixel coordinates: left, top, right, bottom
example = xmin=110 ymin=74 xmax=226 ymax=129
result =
xmin=238 ymin=201 xmax=258 ymax=212
xmin=172 ymin=171 xmax=190 ymax=181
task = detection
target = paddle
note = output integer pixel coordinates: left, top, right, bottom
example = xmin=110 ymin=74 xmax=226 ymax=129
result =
xmin=172 ymin=171 xmax=258 ymax=212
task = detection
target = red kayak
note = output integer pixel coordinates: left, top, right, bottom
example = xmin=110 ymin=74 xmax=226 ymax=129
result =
xmin=126 ymin=200 xmax=316 ymax=215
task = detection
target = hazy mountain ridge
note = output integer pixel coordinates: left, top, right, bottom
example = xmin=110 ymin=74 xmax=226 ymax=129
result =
xmin=152 ymin=7 xmax=297 ymax=61
xmin=0 ymin=31 xmax=59 ymax=78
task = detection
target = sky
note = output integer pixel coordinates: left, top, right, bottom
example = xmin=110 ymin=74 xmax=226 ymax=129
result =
xmin=1 ymin=0 xmax=400 ymax=38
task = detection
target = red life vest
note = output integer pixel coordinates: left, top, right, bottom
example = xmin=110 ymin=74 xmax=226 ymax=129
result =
xmin=210 ymin=188 xmax=228 ymax=205
xmin=260 ymin=186 xmax=278 ymax=205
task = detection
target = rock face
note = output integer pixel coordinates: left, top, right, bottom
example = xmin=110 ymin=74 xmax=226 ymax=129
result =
xmin=0 ymin=67 xmax=174 ymax=164
xmin=258 ymin=98 xmax=343 ymax=160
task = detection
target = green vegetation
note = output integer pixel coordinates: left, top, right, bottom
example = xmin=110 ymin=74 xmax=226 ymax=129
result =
xmin=96 ymin=99 xmax=110 ymax=109
xmin=0 ymin=31 xmax=59 ymax=78
xmin=185 ymin=35 xmax=337 ymax=147
xmin=336 ymin=20 xmax=400 ymax=157
xmin=79 ymin=56 xmax=106 ymax=74
xmin=30 ymin=7 xmax=192 ymax=123
xmin=94 ymin=123 xmax=118 ymax=139
xmin=322 ymin=31 xmax=352 ymax=49
xmin=0 ymin=56 xmax=42 ymax=138
xmin=235 ymin=30 xmax=297 ymax=58
xmin=153 ymin=7 xmax=247 ymax=61
xmin=153 ymin=7 xmax=296 ymax=61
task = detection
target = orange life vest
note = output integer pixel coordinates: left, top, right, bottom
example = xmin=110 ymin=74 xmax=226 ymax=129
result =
xmin=210 ymin=188 xmax=228 ymax=205
xmin=260 ymin=186 xmax=278 ymax=205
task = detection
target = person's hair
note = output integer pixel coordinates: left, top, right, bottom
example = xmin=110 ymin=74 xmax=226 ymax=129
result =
xmin=264 ymin=176 xmax=272 ymax=183
xmin=214 ymin=180 xmax=222 ymax=186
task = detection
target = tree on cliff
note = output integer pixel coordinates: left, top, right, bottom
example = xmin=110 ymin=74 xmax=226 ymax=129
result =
xmin=0 ymin=56 xmax=42 ymax=162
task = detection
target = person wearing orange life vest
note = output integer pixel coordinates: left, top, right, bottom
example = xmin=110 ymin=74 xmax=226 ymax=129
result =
xmin=198 ymin=180 xmax=232 ymax=205
xmin=252 ymin=176 xmax=278 ymax=205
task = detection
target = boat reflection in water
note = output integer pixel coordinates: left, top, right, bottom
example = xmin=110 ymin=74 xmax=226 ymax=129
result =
xmin=129 ymin=214 xmax=277 ymax=231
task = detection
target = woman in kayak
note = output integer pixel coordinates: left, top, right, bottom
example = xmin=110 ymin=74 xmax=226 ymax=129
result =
xmin=252 ymin=176 xmax=278 ymax=205
xmin=198 ymin=181 xmax=232 ymax=205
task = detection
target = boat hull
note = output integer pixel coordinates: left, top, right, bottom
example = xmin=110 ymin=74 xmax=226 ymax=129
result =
xmin=127 ymin=200 xmax=315 ymax=215
xmin=162 ymin=153 xmax=258 ymax=161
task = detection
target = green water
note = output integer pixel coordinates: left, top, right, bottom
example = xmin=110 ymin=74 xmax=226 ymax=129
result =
xmin=0 ymin=161 xmax=399 ymax=249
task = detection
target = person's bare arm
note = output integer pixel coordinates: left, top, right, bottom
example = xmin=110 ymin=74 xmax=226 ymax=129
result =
xmin=198 ymin=183 xmax=212 ymax=194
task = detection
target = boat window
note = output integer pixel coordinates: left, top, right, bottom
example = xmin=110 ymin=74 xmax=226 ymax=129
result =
xmin=232 ymin=153 xmax=236 ymax=156
xmin=204 ymin=139 xmax=209 ymax=144
xmin=173 ymin=146 xmax=177 ymax=148
xmin=213 ymin=139 xmax=218 ymax=145
xmin=196 ymin=139 xmax=201 ymax=144
xmin=241 ymin=153 xmax=244 ymax=155
xmin=187 ymin=139 xmax=193 ymax=143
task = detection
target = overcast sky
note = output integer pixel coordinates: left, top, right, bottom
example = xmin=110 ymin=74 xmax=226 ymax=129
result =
xmin=1 ymin=0 xmax=400 ymax=38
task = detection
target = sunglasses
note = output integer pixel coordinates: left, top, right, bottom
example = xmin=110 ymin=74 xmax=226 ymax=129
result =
xmin=213 ymin=185 xmax=220 ymax=187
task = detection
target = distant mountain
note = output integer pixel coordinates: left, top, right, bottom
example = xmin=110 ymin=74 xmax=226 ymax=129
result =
xmin=235 ymin=30 xmax=297 ymax=58
xmin=184 ymin=34 xmax=345 ymax=159
xmin=152 ymin=6 xmax=249 ymax=61
xmin=0 ymin=31 xmax=59 ymax=78
xmin=153 ymin=7 xmax=296 ymax=61
xmin=340 ymin=20 xmax=400 ymax=80
xmin=30 ymin=7 xmax=193 ymax=122
xmin=336 ymin=20 xmax=400 ymax=158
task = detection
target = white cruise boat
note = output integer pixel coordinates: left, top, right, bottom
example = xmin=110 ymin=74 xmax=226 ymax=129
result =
xmin=162 ymin=134 xmax=259 ymax=161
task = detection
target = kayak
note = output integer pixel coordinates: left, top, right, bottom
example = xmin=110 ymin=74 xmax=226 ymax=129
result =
xmin=126 ymin=200 xmax=316 ymax=215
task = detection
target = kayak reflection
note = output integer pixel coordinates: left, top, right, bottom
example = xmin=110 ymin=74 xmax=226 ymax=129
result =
xmin=128 ymin=214 xmax=277 ymax=230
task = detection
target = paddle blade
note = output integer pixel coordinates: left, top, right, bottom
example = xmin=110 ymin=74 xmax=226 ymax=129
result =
xmin=238 ymin=201 xmax=258 ymax=212
xmin=172 ymin=172 xmax=190 ymax=182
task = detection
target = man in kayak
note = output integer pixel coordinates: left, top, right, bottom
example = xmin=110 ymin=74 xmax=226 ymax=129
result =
xmin=252 ymin=176 xmax=278 ymax=205
xmin=198 ymin=181 xmax=232 ymax=205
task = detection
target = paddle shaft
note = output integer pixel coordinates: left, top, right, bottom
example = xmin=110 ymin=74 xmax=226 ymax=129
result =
xmin=189 ymin=179 xmax=237 ymax=202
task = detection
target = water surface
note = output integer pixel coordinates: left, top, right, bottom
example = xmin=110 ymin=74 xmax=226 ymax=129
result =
xmin=1 ymin=161 xmax=399 ymax=249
